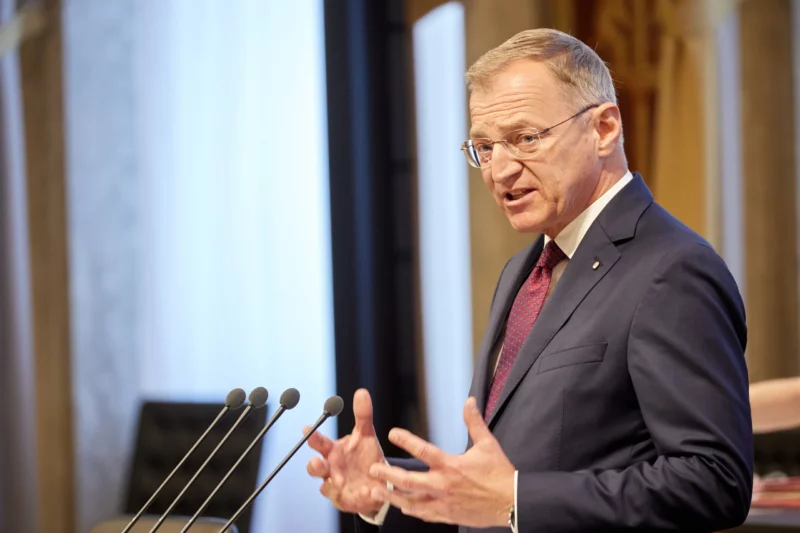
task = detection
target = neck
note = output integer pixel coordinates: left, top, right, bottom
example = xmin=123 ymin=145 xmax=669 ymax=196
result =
xmin=543 ymin=155 xmax=628 ymax=239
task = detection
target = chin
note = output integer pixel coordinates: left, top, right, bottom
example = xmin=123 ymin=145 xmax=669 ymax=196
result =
xmin=507 ymin=212 xmax=546 ymax=234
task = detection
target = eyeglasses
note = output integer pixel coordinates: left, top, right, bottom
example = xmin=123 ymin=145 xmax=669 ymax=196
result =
xmin=460 ymin=104 xmax=600 ymax=169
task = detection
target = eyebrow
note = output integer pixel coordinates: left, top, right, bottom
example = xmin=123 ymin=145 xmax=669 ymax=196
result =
xmin=470 ymin=119 xmax=543 ymax=138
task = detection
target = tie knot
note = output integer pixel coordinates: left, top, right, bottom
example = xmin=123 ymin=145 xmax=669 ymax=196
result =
xmin=537 ymin=240 xmax=566 ymax=270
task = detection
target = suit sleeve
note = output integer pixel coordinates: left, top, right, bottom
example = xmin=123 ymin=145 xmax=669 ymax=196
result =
xmin=354 ymin=459 xmax=457 ymax=533
xmin=516 ymin=243 xmax=753 ymax=532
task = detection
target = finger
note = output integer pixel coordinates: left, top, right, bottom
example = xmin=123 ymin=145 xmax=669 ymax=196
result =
xmin=358 ymin=484 xmax=386 ymax=506
xmin=463 ymin=397 xmax=494 ymax=444
xmin=306 ymin=425 xmax=335 ymax=456
xmin=320 ymin=479 xmax=335 ymax=498
xmin=307 ymin=456 xmax=330 ymax=478
xmin=388 ymin=428 xmax=447 ymax=467
xmin=353 ymin=389 xmax=376 ymax=436
xmin=370 ymin=486 xmax=435 ymax=521
xmin=319 ymin=480 xmax=343 ymax=510
xmin=361 ymin=484 xmax=381 ymax=499
xmin=369 ymin=463 xmax=446 ymax=496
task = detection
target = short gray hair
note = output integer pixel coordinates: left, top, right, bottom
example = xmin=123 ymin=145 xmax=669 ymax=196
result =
xmin=466 ymin=28 xmax=617 ymax=109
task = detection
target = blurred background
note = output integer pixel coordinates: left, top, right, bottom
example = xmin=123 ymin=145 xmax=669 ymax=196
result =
xmin=0 ymin=0 xmax=794 ymax=532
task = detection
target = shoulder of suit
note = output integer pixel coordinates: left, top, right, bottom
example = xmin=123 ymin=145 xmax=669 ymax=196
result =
xmin=635 ymin=202 xmax=716 ymax=253
xmin=631 ymin=205 xmax=735 ymax=285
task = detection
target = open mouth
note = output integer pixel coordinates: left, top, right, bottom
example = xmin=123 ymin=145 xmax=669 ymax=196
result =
xmin=505 ymin=188 xmax=535 ymax=202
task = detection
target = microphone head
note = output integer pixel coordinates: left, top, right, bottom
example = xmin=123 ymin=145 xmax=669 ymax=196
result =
xmin=248 ymin=387 xmax=269 ymax=408
xmin=323 ymin=395 xmax=344 ymax=417
xmin=226 ymin=388 xmax=247 ymax=410
xmin=279 ymin=388 xmax=300 ymax=410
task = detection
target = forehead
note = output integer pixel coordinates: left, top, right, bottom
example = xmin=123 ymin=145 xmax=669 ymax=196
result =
xmin=469 ymin=59 xmax=567 ymax=136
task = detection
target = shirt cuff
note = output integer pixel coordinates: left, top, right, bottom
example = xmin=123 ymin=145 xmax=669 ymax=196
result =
xmin=511 ymin=470 xmax=519 ymax=533
xmin=359 ymin=500 xmax=391 ymax=526
xmin=359 ymin=459 xmax=394 ymax=526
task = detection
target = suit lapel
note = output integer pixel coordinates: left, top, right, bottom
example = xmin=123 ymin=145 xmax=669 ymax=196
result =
xmin=486 ymin=225 xmax=620 ymax=427
xmin=471 ymin=239 xmax=544 ymax=415
xmin=485 ymin=173 xmax=654 ymax=428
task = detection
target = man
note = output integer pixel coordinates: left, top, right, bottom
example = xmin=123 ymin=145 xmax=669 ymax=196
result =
xmin=305 ymin=28 xmax=753 ymax=532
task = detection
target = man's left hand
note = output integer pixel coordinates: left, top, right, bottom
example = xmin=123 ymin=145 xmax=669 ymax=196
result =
xmin=368 ymin=397 xmax=515 ymax=527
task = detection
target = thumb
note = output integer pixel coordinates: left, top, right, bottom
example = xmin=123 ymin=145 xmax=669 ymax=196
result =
xmin=463 ymin=397 xmax=493 ymax=444
xmin=353 ymin=388 xmax=376 ymax=436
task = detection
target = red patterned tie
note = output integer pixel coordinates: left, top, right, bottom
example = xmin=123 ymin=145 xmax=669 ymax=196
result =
xmin=484 ymin=240 xmax=566 ymax=421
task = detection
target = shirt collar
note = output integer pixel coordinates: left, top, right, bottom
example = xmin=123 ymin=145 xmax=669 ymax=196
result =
xmin=544 ymin=170 xmax=633 ymax=258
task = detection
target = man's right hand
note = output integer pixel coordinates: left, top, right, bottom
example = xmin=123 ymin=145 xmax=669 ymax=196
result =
xmin=305 ymin=388 xmax=387 ymax=516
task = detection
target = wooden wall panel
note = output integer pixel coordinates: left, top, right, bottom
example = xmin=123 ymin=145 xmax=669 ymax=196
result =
xmin=739 ymin=0 xmax=799 ymax=381
xmin=18 ymin=1 xmax=75 ymax=531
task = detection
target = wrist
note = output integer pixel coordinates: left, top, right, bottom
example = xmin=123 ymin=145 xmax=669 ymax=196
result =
xmin=361 ymin=505 xmax=382 ymax=519
xmin=507 ymin=506 xmax=516 ymax=530
xmin=362 ymin=487 xmax=388 ymax=518
xmin=360 ymin=500 xmax=391 ymax=526
xmin=509 ymin=470 xmax=519 ymax=532
xmin=494 ymin=471 xmax=516 ymax=526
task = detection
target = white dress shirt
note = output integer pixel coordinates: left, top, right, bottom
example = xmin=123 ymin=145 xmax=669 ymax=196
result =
xmin=362 ymin=171 xmax=634 ymax=530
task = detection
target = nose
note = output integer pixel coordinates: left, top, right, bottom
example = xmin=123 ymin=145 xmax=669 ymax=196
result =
xmin=490 ymin=143 xmax=522 ymax=184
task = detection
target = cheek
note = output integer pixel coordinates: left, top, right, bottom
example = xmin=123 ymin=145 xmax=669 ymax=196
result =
xmin=523 ymin=164 xmax=559 ymax=199
xmin=481 ymin=169 xmax=495 ymax=191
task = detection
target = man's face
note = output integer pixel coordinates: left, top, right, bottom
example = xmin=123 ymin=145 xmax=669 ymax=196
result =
xmin=469 ymin=59 xmax=602 ymax=237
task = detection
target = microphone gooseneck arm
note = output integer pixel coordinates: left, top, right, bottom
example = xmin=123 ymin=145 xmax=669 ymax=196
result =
xmin=180 ymin=405 xmax=289 ymax=533
xmin=219 ymin=412 xmax=333 ymax=532
xmin=148 ymin=404 xmax=256 ymax=533
xmin=120 ymin=405 xmax=229 ymax=533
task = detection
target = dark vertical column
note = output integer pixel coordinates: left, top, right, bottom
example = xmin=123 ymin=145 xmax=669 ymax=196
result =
xmin=324 ymin=1 xmax=422 ymax=529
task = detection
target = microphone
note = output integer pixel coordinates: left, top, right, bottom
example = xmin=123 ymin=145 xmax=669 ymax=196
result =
xmin=218 ymin=395 xmax=344 ymax=532
xmin=179 ymin=388 xmax=301 ymax=533
xmin=148 ymin=387 xmax=269 ymax=533
xmin=121 ymin=388 xmax=247 ymax=533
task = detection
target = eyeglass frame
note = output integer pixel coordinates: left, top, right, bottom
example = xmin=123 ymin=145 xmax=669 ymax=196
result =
xmin=460 ymin=103 xmax=601 ymax=169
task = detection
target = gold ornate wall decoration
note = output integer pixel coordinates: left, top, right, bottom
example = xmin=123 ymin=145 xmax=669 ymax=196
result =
xmin=593 ymin=0 xmax=684 ymax=183
xmin=584 ymin=0 xmax=707 ymax=236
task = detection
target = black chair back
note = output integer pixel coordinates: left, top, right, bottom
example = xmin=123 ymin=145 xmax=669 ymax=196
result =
xmin=754 ymin=428 xmax=800 ymax=477
xmin=124 ymin=400 xmax=267 ymax=533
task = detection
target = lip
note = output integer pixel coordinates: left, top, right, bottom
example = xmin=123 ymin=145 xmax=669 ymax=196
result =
xmin=502 ymin=188 xmax=537 ymax=207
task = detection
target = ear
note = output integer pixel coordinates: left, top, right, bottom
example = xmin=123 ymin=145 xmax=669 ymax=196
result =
xmin=594 ymin=103 xmax=622 ymax=158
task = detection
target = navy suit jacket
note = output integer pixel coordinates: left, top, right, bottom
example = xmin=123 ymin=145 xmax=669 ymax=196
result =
xmin=357 ymin=174 xmax=753 ymax=533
